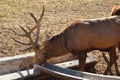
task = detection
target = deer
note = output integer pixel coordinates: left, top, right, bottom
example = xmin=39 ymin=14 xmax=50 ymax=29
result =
xmin=12 ymin=5 xmax=120 ymax=75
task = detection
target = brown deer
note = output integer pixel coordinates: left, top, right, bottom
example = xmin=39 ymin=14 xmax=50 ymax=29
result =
xmin=12 ymin=5 xmax=120 ymax=75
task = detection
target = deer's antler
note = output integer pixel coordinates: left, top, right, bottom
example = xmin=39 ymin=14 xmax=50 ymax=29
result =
xmin=12 ymin=5 xmax=45 ymax=51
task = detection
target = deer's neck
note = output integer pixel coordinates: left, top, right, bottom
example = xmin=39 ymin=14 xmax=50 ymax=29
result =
xmin=46 ymin=33 xmax=68 ymax=59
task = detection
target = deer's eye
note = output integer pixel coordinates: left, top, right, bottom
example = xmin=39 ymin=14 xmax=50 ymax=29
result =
xmin=35 ymin=54 xmax=39 ymax=58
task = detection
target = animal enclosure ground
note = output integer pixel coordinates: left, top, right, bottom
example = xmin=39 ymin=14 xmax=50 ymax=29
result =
xmin=0 ymin=0 xmax=120 ymax=75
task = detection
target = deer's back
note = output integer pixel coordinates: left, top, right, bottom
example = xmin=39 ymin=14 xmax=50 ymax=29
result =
xmin=64 ymin=16 xmax=120 ymax=52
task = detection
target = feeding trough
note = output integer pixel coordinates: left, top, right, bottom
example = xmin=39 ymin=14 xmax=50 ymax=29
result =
xmin=0 ymin=52 xmax=96 ymax=79
xmin=33 ymin=63 xmax=120 ymax=80
xmin=0 ymin=52 xmax=119 ymax=80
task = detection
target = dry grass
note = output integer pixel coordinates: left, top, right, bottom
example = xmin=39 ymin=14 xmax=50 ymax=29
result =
xmin=0 ymin=0 xmax=120 ymax=75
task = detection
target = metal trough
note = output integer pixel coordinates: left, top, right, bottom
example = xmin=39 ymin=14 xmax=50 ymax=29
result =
xmin=0 ymin=52 xmax=120 ymax=80
xmin=34 ymin=63 xmax=120 ymax=80
xmin=0 ymin=53 xmax=97 ymax=80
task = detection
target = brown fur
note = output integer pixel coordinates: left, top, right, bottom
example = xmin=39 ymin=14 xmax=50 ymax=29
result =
xmin=33 ymin=15 xmax=120 ymax=75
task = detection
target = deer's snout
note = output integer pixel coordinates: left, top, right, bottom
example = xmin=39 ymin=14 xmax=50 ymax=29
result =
xmin=33 ymin=53 xmax=47 ymax=66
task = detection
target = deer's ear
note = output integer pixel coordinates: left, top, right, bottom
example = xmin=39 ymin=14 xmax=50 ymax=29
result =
xmin=111 ymin=6 xmax=120 ymax=16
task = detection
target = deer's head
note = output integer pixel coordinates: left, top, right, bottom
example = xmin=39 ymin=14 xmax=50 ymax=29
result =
xmin=12 ymin=5 xmax=47 ymax=66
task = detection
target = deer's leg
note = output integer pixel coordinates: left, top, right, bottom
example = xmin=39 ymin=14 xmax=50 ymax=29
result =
xmin=104 ymin=46 xmax=117 ymax=75
xmin=102 ymin=53 xmax=113 ymax=75
xmin=102 ymin=50 xmax=119 ymax=75
xmin=77 ymin=52 xmax=87 ymax=71
xmin=115 ymin=45 xmax=120 ymax=76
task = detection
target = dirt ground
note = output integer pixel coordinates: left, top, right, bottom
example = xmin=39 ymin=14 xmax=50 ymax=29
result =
xmin=0 ymin=0 xmax=120 ymax=75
